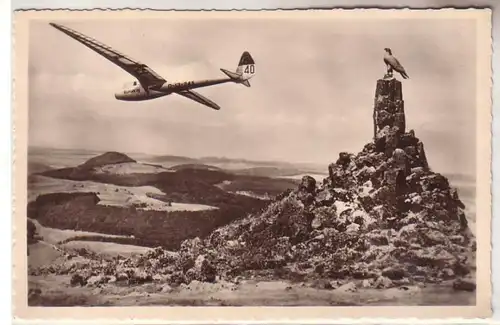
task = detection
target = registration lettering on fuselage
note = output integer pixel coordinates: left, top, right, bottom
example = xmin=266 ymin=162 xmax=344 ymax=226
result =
xmin=167 ymin=81 xmax=195 ymax=89
xmin=124 ymin=88 xmax=141 ymax=94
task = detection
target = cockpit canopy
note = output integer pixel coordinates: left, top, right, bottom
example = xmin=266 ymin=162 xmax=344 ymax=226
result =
xmin=121 ymin=80 xmax=140 ymax=90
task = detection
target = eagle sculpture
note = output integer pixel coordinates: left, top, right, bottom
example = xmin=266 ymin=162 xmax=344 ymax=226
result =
xmin=384 ymin=48 xmax=409 ymax=79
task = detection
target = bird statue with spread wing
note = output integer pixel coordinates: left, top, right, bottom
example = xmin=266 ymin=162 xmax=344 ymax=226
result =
xmin=383 ymin=48 xmax=409 ymax=79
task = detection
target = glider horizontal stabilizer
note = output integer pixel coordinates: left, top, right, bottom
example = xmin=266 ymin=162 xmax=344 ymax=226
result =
xmin=220 ymin=69 xmax=250 ymax=88
xmin=220 ymin=51 xmax=256 ymax=88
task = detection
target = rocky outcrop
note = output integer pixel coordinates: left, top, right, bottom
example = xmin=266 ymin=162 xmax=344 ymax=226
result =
xmin=30 ymin=77 xmax=476 ymax=291
xmin=167 ymin=78 xmax=474 ymax=287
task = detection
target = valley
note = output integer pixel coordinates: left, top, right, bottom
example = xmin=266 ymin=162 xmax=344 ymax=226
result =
xmin=27 ymin=147 xmax=311 ymax=253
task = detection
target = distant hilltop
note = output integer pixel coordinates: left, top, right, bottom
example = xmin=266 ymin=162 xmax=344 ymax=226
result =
xmin=78 ymin=151 xmax=137 ymax=170
xmin=168 ymin=163 xmax=223 ymax=172
xmin=29 ymin=146 xmax=328 ymax=175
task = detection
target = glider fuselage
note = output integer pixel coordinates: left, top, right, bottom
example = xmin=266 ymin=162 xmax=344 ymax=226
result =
xmin=115 ymin=77 xmax=233 ymax=101
xmin=49 ymin=22 xmax=256 ymax=110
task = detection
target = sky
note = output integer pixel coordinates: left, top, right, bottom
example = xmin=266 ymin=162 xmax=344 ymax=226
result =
xmin=28 ymin=16 xmax=477 ymax=175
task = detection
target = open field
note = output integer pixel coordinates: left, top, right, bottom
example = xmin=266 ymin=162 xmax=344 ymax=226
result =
xmin=60 ymin=241 xmax=153 ymax=258
xmin=28 ymin=242 xmax=66 ymax=269
xmin=27 ymin=150 xmax=277 ymax=250
xmin=29 ymin=175 xmax=218 ymax=212
xmin=278 ymin=173 xmax=329 ymax=183
xmin=29 ymin=218 xmax=132 ymax=245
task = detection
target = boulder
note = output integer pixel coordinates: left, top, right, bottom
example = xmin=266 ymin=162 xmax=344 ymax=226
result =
xmin=299 ymin=175 xmax=317 ymax=194
xmin=336 ymin=152 xmax=353 ymax=169
xmin=417 ymin=142 xmax=430 ymax=170
xmin=336 ymin=281 xmax=357 ymax=292
xmin=346 ymin=223 xmax=360 ymax=234
xmin=193 ymin=255 xmax=217 ymax=283
xmin=453 ymin=278 xmax=476 ymax=292
xmin=381 ymin=267 xmax=406 ymax=280
xmin=70 ymin=273 xmax=87 ymax=287
xmin=373 ymin=276 xmax=394 ymax=289
xmin=161 ymin=284 xmax=174 ymax=293
xmin=86 ymin=274 xmax=107 ymax=287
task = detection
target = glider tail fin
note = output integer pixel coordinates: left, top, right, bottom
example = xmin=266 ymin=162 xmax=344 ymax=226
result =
xmin=220 ymin=51 xmax=255 ymax=87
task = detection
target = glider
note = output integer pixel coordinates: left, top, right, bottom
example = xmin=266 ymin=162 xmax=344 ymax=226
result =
xmin=383 ymin=48 xmax=409 ymax=79
xmin=49 ymin=23 xmax=256 ymax=110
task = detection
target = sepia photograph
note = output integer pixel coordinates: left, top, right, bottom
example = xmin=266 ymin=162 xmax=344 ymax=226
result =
xmin=13 ymin=8 xmax=492 ymax=320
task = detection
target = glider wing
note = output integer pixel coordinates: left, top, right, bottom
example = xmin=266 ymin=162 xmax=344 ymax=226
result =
xmin=50 ymin=23 xmax=166 ymax=89
xmin=175 ymin=90 xmax=221 ymax=110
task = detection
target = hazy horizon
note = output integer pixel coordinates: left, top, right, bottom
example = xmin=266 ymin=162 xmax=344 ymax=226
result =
xmin=28 ymin=16 xmax=477 ymax=175
xmin=27 ymin=144 xmax=328 ymax=167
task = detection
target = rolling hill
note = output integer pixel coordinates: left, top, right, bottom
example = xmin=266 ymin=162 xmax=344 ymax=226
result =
xmin=28 ymin=151 xmax=302 ymax=250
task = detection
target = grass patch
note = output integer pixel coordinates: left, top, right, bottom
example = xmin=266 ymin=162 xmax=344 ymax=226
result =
xmin=28 ymin=192 xmax=268 ymax=250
